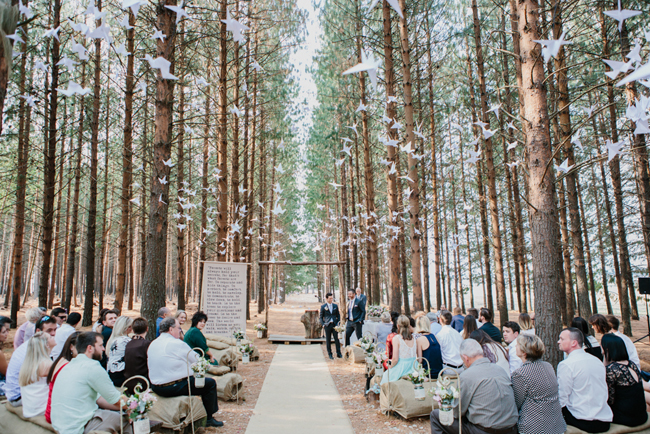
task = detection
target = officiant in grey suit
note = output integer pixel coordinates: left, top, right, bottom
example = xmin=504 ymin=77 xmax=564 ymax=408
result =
xmin=320 ymin=292 xmax=342 ymax=360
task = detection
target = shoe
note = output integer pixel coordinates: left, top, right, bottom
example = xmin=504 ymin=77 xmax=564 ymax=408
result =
xmin=337 ymin=353 xmax=343 ymax=358
xmin=329 ymin=354 xmax=334 ymax=359
xmin=206 ymin=419 xmax=224 ymax=427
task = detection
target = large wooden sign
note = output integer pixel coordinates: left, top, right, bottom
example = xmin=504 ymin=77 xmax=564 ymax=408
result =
xmin=200 ymin=262 xmax=248 ymax=336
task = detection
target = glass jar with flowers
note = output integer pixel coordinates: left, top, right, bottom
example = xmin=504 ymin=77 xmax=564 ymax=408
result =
xmin=191 ymin=357 xmax=210 ymax=388
xmin=239 ymin=342 xmax=254 ymax=364
xmin=407 ymin=362 xmax=430 ymax=400
xmin=124 ymin=386 xmax=157 ymax=434
xmin=254 ymin=323 xmax=267 ymax=338
xmin=429 ymin=378 xmax=459 ymax=425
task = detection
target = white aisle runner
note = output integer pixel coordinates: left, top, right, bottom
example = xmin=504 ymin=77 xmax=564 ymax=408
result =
xmin=245 ymin=344 xmax=354 ymax=434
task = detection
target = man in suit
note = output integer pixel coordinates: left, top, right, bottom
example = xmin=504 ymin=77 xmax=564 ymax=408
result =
xmin=320 ymin=293 xmax=342 ymax=360
xmin=345 ymin=289 xmax=366 ymax=346
xmin=355 ymin=287 xmax=367 ymax=306
xmin=478 ymin=307 xmax=503 ymax=343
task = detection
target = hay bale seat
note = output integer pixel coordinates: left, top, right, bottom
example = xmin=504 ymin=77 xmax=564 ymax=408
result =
xmin=379 ymin=378 xmax=435 ymax=419
xmin=205 ymin=334 xmax=260 ymax=361
xmin=207 ymin=372 xmax=245 ymax=401
xmin=343 ymin=345 xmax=366 ymax=364
xmin=565 ymin=415 xmax=650 ymax=434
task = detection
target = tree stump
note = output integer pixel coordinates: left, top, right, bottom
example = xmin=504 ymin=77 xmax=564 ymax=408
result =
xmin=300 ymin=309 xmax=322 ymax=339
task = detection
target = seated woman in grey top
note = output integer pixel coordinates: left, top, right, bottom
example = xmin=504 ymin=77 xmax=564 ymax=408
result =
xmin=376 ymin=312 xmax=393 ymax=345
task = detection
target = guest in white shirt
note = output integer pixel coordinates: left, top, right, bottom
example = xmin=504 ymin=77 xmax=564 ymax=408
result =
xmin=557 ymin=327 xmax=612 ymax=433
xmin=51 ymin=312 xmax=81 ymax=360
xmin=503 ymin=321 xmax=522 ymax=374
xmin=148 ymin=318 xmax=223 ymax=428
xmin=436 ymin=311 xmax=464 ymax=373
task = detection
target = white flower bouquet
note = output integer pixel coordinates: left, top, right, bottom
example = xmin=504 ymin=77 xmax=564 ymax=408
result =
xmin=191 ymin=357 xmax=210 ymax=376
xmin=334 ymin=324 xmax=345 ymax=333
xmin=254 ymin=323 xmax=267 ymax=331
xmin=407 ymin=362 xmax=430 ymax=385
xmin=124 ymin=389 xmax=157 ymax=421
xmin=239 ymin=342 xmax=255 ymax=355
xmin=358 ymin=335 xmax=376 ymax=355
xmin=371 ymin=351 xmax=387 ymax=366
xmin=366 ymin=305 xmax=387 ymax=318
xmin=429 ymin=382 xmax=459 ymax=405
xmin=233 ymin=329 xmax=245 ymax=340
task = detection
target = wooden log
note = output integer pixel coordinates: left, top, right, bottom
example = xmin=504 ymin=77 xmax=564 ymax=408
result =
xmin=300 ymin=309 xmax=323 ymax=339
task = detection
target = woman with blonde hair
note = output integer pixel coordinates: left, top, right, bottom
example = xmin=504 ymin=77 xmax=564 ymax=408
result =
xmin=415 ymin=316 xmax=442 ymax=378
xmin=14 ymin=307 xmax=43 ymax=349
xmin=19 ymin=331 xmax=56 ymax=418
xmin=175 ymin=310 xmax=187 ymax=339
xmin=519 ymin=313 xmax=535 ymax=336
xmin=106 ymin=316 xmax=133 ymax=386
xmin=381 ymin=315 xmax=417 ymax=384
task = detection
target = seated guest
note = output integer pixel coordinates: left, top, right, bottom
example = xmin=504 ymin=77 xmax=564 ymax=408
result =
xmin=99 ymin=309 xmax=117 ymax=368
xmin=51 ymin=332 xmax=130 ymax=434
xmin=602 ymin=334 xmax=648 ymax=427
xmin=572 ymin=316 xmax=602 ymax=360
xmin=46 ymin=331 xmax=80 ymax=423
xmin=376 ymin=311 xmax=393 ymax=345
xmin=427 ymin=311 xmax=442 ymax=335
xmin=470 ymin=330 xmax=510 ymax=376
xmin=92 ymin=308 xmax=109 ymax=333
xmin=503 ymin=321 xmax=522 ymax=374
xmin=511 ymin=334 xmax=566 ymax=434
xmin=415 ymin=316 xmax=442 ymax=378
xmin=5 ymin=315 xmax=57 ymax=406
xmin=430 ymin=339 xmax=518 ymax=434
xmin=51 ymin=312 xmax=81 ymax=360
xmin=123 ymin=317 xmax=151 ymax=394
xmin=184 ymin=311 xmax=216 ymax=362
xmin=0 ymin=316 xmax=11 ymax=396
xmin=557 ymin=327 xmax=612 ymax=433
xmin=175 ymin=310 xmax=188 ymax=339
xmin=467 ymin=307 xmax=480 ymax=329
xmin=19 ymin=332 xmax=56 ymax=418
xmin=607 ymin=315 xmax=641 ymax=369
xmin=461 ymin=314 xmax=477 ymax=339
xmin=385 ymin=311 xmax=400 ymax=361
xmin=149 ymin=318 xmax=223 ymax=427
xmin=450 ymin=307 xmax=464 ymax=333
xmin=437 ymin=310 xmax=464 ymax=374
xmin=51 ymin=307 xmax=68 ymax=328
xmin=519 ymin=313 xmax=535 ymax=336
xmin=381 ymin=315 xmax=417 ymax=384
xmin=156 ymin=307 xmax=172 ymax=337
xmin=106 ymin=316 xmax=133 ymax=386
xmin=478 ymin=308 xmax=502 ymax=342
xmin=14 ymin=307 xmax=42 ymax=349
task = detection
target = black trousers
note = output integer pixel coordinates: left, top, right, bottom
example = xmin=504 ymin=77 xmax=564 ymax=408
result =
xmin=152 ymin=377 xmax=218 ymax=419
xmin=324 ymin=324 xmax=342 ymax=356
xmin=562 ymin=407 xmax=610 ymax=433
xmin=345 ymin=321 xmax=363 ymax=346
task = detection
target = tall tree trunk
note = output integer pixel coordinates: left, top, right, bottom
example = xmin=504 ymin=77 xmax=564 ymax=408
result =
xmin=231 ymin=3 xmax=242 ymax=261
xmin=515 ymin=0 xmax=564 ymax=366
xmin=216 ymin=0 xmax=229 ymax=261
xmin=175 ymin=21 xmax=186 ymax=311
xmin=591 ymin=165 xmax=614 ymax=315
xmin=0 ymin=0 xmax=18 ymax=135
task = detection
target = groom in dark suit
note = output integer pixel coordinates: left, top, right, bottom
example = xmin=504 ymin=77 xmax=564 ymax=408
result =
xmin=345 ymin=288 xmax=366 ymax=346
xmin=320 ymin=292 xmax=342 ymax=359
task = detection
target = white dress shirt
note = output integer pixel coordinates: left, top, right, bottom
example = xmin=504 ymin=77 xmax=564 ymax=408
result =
xmin=51 ymin=323 xmax=76 ymax=360
xmin=436 ymin=325 xmax=463 ymax=367
xmin=147 ymin=333 xmax=199 ymax=385
xmin=557 ymin=349 xmax=613 ymax=422
xmin=328 ymin=303 xmax=333 ymax=313
xmin=613 ymin=331 xmax=640 ymax=369
xmin=507 ymin=339 xmax=522 ymax=373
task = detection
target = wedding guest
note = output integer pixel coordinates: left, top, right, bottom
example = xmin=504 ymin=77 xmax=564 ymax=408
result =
xmin=450 ymin=307 xmax=465 ymax=333
xmin=355 ymin=287 xmax=367 ymax=306
xmin=519 ymin=313 xmax=535 ymax=336
xmin=377 ymin=311 xmax=393 ymax=345
xmin=381 ymin=315 xmax=417 ymax=384
xmin=571 ymin=316 xmax=602 ymax=360
xmin=14 ymin=307 xmax=43 ymax=349
xmin=437 ymin=310 xmax=464 ymax=374
xmin=319 ymin=293 xmax=342 ymax=360
xmin=24 ymin=308 xmax=46 ymax=342
xmin=461 ymin=314 xmax=477 ymax=339
xmin=100 ymin=309 xmax=117 ymax=368
xmin=415 ymin=316 xmax=442 ymax=378
xmin=175 ymin=310 xmax=188 ymax=339
xmin=607 ymin=315 xmax=641 ymax=369
xmin=470 ymin=330 xmax=510 ymax=376
xmin=92 ymin=308 xmax=109 ymax=333
xmin=467 ymin=308 xmax=481 ymax=328
xmin=123 ymin=317 xmax=151 ymax=393
xmin=51 ymin=312 xmax=81 ymax=360
xmin=386 ymin=311 xmax=400 ymax=361
xmin=46 ymin=331 xmax=80 ymax=423
xmin=503 ymin=321 xmax=522 ymax=374
xmin=184 ymin=311 xmax=216 ymax=362
xmin=511 ymin=334 xmax=566 ymax=434
xmin=427 ymin=311 xmax=442 ymax=335
xmin=5 ymin=315 xmax=57 ymax=406
xmin=0 ymin=316 xmax=11 ymax=396
xmin=602 ymin=334 xmax=648 ymax=427
xmin=156 ymin=307 xmax=172 ymax=338
xmin=430 ymin=339 xmax=518 ymax=434
xmin=557 ymin=328 xmax=612 ymax=433
xmin=19 ymin=332 xmax=55 ymax=418
xmin=106 ymin=316 xmax=133 ymax=386
xmin=51 ymin=332 xmax=131 ymax=434
xmin=478 ymin=308 xmax=502 ymax=342
xmin=344 ymin=289 xmax=365 ymax=346
xmin=51 ymin=307 xmax=68 ymax=328
xmin=148 ymin=318 xmax=223 ymax=427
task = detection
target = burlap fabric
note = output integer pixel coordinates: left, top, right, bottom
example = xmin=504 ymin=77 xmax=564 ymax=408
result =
xmin=565 ymin=415 xmax=650 ymax=434
xmin=211 ymin=347 xmax=240 ymax=368
xmin=1 ymin=402 xmax=111 ymax=434
xmin=379 ymin=379 xmax=436 ymax=419
xmin=147 ymin=394 xmax=207 ymax=430
xmin=206 ymin=336 xmax=260 ymax=361
xmin=206 ymin=340 xmax=230 ymax=350
xmin=207 ymin=365 xmax=231 ymax=376
xmin=343 ymin=345 xmax=366 ymax=364
xmin=208 ymin=372 xmax=244 ymax=401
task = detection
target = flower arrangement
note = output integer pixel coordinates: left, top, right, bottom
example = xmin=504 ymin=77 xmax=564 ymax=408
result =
xmin=366 ymin=305 xmax=387 ymax=318
xmin=407 ymin=362 xmax=430 ymax=385
xmin=233 ymin=329 xmax=245 ymax=340
xmin=124 ymin=388 xmax=157 ymax=421
xmin=358 ymin=335 xmax=376 ymax=355
xmin=334 ymin=324 xmax=345 ymax=333
xmin=253 ymin=323 xmax=267 ymax=331
xmin=429 ymin=382 xmax=459 ymax=405
xmin=370 ymin=351 xmax=387 ymax=366
xmin=191 ymin=357 xmax=210 ymax=376
xmin=239 ymin=342 xmax=255 ymax=355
